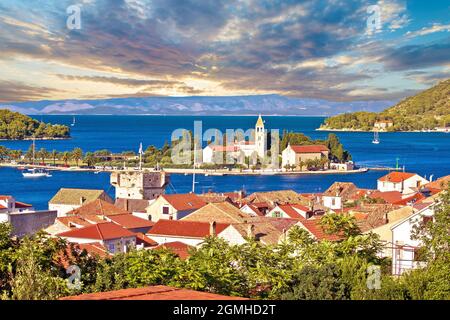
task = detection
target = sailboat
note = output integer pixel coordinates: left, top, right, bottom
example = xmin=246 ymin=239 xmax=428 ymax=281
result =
xmin=71 ymin=116 xmax=76 ymax=127
xmin=22 ymin=138 xmax=51 ymax=178
xmin=372 ymin=130 xmax=380 ymax=144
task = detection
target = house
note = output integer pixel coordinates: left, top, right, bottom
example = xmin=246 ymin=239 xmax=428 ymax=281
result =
xmin=0 ymin=195 xmax=57 ymax=237
xmin=61 ymin=285 xmax=247 ymax=300
xmin=322 ymin=182 xmax=359 ymax=210
xmin=66 ymin=199 xmax=129 ymax=217
xmin=202 ymin=144 xmax=240 ymax=164
xmin=391 ymin=203 xmax=435 ymax=275
xmin=281 ymin=144 xmax=329 ymax=170
xmin=266 ymin=204 xmax=311 ymax=219
xmin=240 ymin=203 xmax=264 ymax=217
xmin=57 ymin=222 xmax=137 ymax=255
xmin=49 ymin=188 xmax=113 ymax=217
xmin=198 ymin=191 xmax=245 ymax=204
xmin=377 ymin=172 xmax=429 ymax=195
xmin=419 ymin=174 xmax=450 ymax=196
xmin=144 ymin=193 xmax=207 ymax=222
xmin=152 ymin=241 xmax=193 ymax=259
xmin=106 ymin=214 xmax=154 ymax=234
xmin=294 ymin=219 xmax=342 ymax=241
xmin=146 ymin=220 xmax=229 ymax=246
xmin=181 ymin=202 xmax=249 ymax=224
xmin=218 ymin=218 xmax=299 ymax=245
xmin=374 ymin=120 xmax=393 ymax=130
xmin=242 ymin=189 xmax=308 ymax=207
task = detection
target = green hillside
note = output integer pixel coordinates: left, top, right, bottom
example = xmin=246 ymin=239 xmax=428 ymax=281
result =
xmin=0 ymin=109 xmax=70 ymax=140
xmin=321 ymin=79 xmax=450 ymax=131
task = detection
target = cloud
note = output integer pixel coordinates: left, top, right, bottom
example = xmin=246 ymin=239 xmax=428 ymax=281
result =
xmin=55 ymin=74 xmax=181 ymax=87
xmin=0 ymin=80 xmax=62 ymax=103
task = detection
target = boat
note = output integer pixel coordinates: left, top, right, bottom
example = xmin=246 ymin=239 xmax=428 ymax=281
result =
xmin=71 ymin=116 xmax=76 ymax=127
xmin=22 ymin=168 xmax=52 ymax=178
xmin=372 ymin=130 xmax=380 ymax=144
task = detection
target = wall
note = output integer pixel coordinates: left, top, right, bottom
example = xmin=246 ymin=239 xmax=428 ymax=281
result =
xmin=8 ymin=210 xmax=58 ymax=238
xmin=218 ymin=227 xmax=246 ymax=245
xmin=322 ymin=196 xmax=342 ymax=210
xmin=147 ymin=235 xmax=204 ymax=247
xmin=49 ymin=204 xmax=81 ymax=217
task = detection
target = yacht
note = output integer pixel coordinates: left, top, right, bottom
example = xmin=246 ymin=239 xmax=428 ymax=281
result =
xmin=22 ymin=168 xmax=52 ymax=178
xmin=372 ymin=130 xmax=380 ymax=144
xmin=71 ymin=116 xmax=76 ymax=127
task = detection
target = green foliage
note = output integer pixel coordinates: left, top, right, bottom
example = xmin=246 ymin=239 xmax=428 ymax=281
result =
xmin=322 ymin=79 xmax=450 ymax=131
xmin=0 ymin=109 xmax=70 ymax=139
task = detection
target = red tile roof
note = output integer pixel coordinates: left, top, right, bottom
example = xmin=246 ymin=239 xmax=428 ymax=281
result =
xmin=289 ymin=145 xmax=329 ymax=153
xmin=154 ymin=241 xmax=193 ymax=259
xmin=378 ymin=172 xmax=417 ymax=183
xmin=67 ymin=199 xmax=129 ymax=216
xmin=0 ymin=204 xmax=7 ymax=210
xmin=57 ymin=222 xmax=136 ymax=241
xmin=60 ymin=285 xmax=247 ymax=300
xmin=14 ymin=201 xmax=33 ymax=208
xmin=395 ymin=192 xmax=425 ymax=205
xmin=77 ymin=242 xmax=110 ymax=258
xmin=369 ymin=191 xmax=403 ymax=204
xmin=245 ymin=204 xmax=264 ymax=216
xmin=298 ymin=219 xmax=342 ymax=241
xmin=135 ymin=232 xmax=158 ymax=247
xmin=148 ymin=220 xmax=229 ymax=238
xmin=107 ymin=214 xmax=154 ymax=230
xmin=161 ymin=193 xmax=207 ymax=211
xmin=57 ymin=216 xmax=93 ymax=228
xmin=276 ymin=204 xmax=309 ymax=219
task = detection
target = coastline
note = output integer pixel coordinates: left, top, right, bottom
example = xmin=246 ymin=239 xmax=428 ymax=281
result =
xmin=0 ymin=162 xmax=369 ymax=176
xmin=0 ymin=137 xmax=70 ymax=141
xmin=316 ymin=127 xmax=449 ymax=133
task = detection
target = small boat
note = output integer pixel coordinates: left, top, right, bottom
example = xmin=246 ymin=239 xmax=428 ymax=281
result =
xmin=372 ymin=131 xmax=380 ymax=144
xmin=71 ymin=116 xmax=76 ymax=127
xmin=22 ymin=168 xmax=52 ymax=178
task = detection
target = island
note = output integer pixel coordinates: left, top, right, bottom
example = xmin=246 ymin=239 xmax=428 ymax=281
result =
xmin=0 ymin=109 xmax=70 ymax=140
xmin=318 ymin=79 xmax=450 ymax=132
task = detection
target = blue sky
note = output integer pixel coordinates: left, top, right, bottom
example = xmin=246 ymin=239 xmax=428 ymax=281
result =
xmin=0 ymin=0 xmax=448 ymax=102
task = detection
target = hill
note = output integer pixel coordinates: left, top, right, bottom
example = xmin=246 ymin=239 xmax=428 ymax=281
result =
xmin=320 ymin=79 xmax=450 ymax=131
xmin=0 ymin=109 xmax=70 ymax=140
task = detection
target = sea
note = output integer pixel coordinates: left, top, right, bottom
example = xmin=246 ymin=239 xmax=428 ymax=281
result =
xmin=1 ymin=115 xmax=449 ymax=209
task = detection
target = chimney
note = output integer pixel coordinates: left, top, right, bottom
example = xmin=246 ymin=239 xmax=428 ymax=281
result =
xmin=209 ymin=221 xmax=217 ymax=236
xmin=80 ymin=196 xmax=86 ymax=205
xmin=247 ymin=224 xmax=255 ymax=239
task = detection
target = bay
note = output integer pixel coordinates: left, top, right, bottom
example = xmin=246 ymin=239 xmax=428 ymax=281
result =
xmin=1 ymin=115 xmax=449 ymax=209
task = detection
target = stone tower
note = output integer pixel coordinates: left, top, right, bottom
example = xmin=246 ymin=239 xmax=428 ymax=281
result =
xmin=255 ymin=114 xmax=266 ymax=159
xmin=110 ymin=170 xmax=169 ymax=200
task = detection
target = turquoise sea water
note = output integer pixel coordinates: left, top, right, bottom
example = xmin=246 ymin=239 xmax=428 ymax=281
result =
xmin=1 ymin=115 xmax=449 ymax=209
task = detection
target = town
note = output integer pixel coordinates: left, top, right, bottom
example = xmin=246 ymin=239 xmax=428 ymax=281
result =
xmin=1 ymin=163 xmax=448 ymax=299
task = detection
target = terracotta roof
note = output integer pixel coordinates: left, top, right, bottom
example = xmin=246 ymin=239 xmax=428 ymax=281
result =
xmin=369 ymin=191 xmax=403 ymax=204
xmin=0 ymin=204 xmax=6 ymax=210
xmin=115 ymin=198 xmax=150 ymax=213
xmin=67 ymin=199 xmax=128 ymax=216
xmin=77 ymin=242 xmax=110 ymax=258
xmin=182 ymin=202 xmax=249 ymax=224
xmin=276 ymin=204 xmax=309 ymax=219
xmin=0 ymin=196 xmax=13 ymax=200
xmin=107 ymin=214 xmax=154 ymax=230
xmin=14 ymin=201 xmax=33 ymax=208
xmin=49 ymin=188 xmax=111 ymax=205
xmin=61 ymin=285 xmax=247 ymax=300
xmin=161 ymin=193 xmax=207 ymax=211
xmin=154 ymin=241 xmax=193 ymax=259
xmin=57 ymin=216 xmax=93 ymax=228
xmin=57 ymin=222 xmax=136 ymax=241
xmin=297 ymin=219 xmax=342 ymax=241
xmin=422 ymin=175 xmax=450 ymax=191
xmin=148 ymin=220 xmax=229 ymax=238
xmin=243 ymin=190 xmax=308 ymax=206
xmin=323 ymin=182 xmax=358 ymax=198
xmin=289 ymin=145 xmax=329 ymax=154
xmin=395 ymin=192 xmax=425 ymax=205
xmin=135 ymin=232 xmax=158 ymax=247
xmin=378 ymin=172 xmax=417 ymax=183
xmin=243 ymin=204 xmax=264 ymax=216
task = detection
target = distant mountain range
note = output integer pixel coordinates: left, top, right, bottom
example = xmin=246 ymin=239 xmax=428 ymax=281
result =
xmin=0 ymin=94 xmax=396 ymax=116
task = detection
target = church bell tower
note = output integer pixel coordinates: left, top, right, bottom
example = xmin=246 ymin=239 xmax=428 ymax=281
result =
xmin=255 ymin=114 xmax=266 ymax=159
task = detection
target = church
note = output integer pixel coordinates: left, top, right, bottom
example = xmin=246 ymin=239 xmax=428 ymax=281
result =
xmin=201 ymin=115 xmax=267 ymax=164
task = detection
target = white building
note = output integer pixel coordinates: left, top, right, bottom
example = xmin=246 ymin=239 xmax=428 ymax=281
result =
xmin=200 ymin=115 xmax=267 ymax=164
xmin=377 ymin=172 xmax=429 ymax=195
xmin=281 ymin=144 xmax=329 ymax=170
xmin=391 ymin=204 xmax=435 ymax=275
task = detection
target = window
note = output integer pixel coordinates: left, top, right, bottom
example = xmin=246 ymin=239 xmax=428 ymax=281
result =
xmin=108 ymin=243 xmax=115 ymax=253
xmin=272 ymin=211 xmax=281 ymax=218
xmin=162 ymin=206 xmax=169 ymax=215
xmin=331 ymin=198 xmax=336 ymax=206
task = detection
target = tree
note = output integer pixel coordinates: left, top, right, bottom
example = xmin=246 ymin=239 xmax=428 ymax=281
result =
xmin=61 ymin=152 xmax=70 ymax=166
xmin=50 ymin=150 xmax=58 ymax=165
xmin=37 ymin=148 xmax=49 ymax=164
xmin=319 ymin=213 xmax=361 ymax=238
xmin=72 ymin=148 xmax=83 ymax=166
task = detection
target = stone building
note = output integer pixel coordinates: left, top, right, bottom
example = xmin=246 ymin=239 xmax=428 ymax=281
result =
xmin=111 ymin=170 xmax=169 ymax=200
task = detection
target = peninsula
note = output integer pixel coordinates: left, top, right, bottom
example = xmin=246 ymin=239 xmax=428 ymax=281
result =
xmin=319 ymin=79 xmax=450 ymax=132
xmin=0 ymin=109 xmax=70 ymax=140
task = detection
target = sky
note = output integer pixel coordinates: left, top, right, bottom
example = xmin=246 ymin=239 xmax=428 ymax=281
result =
xmin=0 ymin=0 xmax=449 ymax=103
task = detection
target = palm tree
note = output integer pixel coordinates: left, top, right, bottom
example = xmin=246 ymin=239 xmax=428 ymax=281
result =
xmin=51 ymin=150 xmax=58 ymax=166
xmin=37 ymin=148 xmax=49 ymax=164
xmin=61 ymin=152 xmax=70 ymax=166
xmin=298 ymin=160 xmax=305 ymax=172
xmin=72 ymin=148 xmax=83 ymax=167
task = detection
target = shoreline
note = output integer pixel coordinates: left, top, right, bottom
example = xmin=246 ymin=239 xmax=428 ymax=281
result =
xmin=316 ymin=127 xmax=449 ymax=133
xmin=0 ymin=137 xmax=70 ymax=141
xmin=0 ymin=162 xmax=370 ymax=176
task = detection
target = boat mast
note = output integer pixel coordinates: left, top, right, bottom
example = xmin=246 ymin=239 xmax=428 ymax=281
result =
xmin=32 ymin=136 xmax=35 ymax=165
xmin=192 ymin=142 xmax=197 ymax=193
